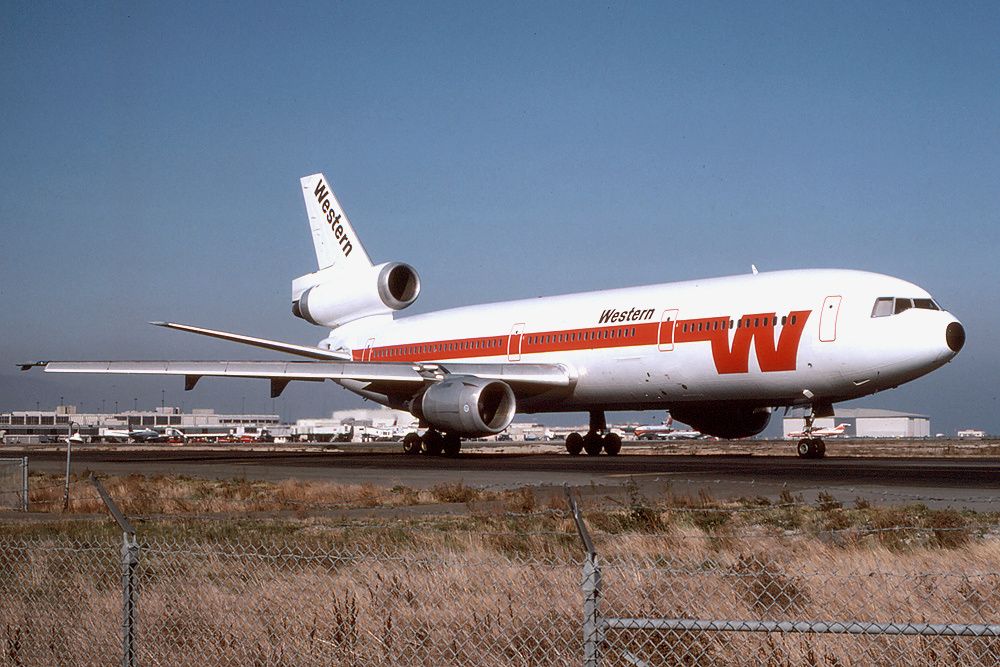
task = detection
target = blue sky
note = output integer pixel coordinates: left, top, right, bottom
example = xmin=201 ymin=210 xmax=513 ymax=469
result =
xmin=2 ymin=2 xmax=998 ymax=433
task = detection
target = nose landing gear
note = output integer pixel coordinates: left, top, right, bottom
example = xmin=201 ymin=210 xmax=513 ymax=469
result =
xmin=565 ymin=410 xmax=622 ymax=456
xmin=795 ymin=406 xmax=828 ymax=459
xmin=797 ymin=437 xmax=826 ymax=459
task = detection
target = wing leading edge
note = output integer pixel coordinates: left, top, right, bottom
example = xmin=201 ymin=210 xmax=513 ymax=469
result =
xmin=20 ymin=360 xmax=574 ymax=399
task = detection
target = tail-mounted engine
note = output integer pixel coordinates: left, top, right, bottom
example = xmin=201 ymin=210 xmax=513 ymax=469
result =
xmin=416 ymin=376 xmax=516 ymax=437
xmin=292 ymin=261 xmax=420 ymax=328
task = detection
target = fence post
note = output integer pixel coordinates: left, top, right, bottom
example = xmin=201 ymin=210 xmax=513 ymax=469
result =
xmin=21 ymin=456 xmax=28 ymax=512
xmin=121 ymin=531 xmax=139 ymax=667
xmin=565 ymin=486 xmax=603 ymax=667
xmin=91 ymin=475 xmax=139 ymax=667
xmin=583 ymin=551 xmax=603 ymax=667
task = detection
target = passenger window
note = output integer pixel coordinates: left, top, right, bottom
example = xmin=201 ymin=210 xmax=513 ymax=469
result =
xmin=894 ymin=298 xmax=913 ymax=315
xmin=781 ymin=316 xmax=787 ymax=326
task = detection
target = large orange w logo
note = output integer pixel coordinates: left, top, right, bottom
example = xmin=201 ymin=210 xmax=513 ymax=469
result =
xmin=671 ymin=310 xmax=811 ymax=374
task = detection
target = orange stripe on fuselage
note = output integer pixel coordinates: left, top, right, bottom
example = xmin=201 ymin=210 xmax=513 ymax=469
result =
xmin=353 ymin=310 xmax=812 ymax=374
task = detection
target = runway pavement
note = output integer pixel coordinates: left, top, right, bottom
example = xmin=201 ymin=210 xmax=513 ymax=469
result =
xmin=7 ymin=443 xmax=999 ymax=510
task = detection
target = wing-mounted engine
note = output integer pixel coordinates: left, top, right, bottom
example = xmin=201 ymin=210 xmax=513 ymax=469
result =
xmin=292 ymin=261 xmax=421 ymax=328
xmin=669 ymin=405 xmax=771 ymax=439
xmin=414 ymin=376 xmax=516 ymax=437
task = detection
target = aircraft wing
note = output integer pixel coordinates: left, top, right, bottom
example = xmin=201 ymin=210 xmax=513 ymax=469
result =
xmin=19 ymin=360 xmax=574 ymax=398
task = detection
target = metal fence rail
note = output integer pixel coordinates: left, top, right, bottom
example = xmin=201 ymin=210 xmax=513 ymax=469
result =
xmin=0 ymin=489 xmax=998 ymax=665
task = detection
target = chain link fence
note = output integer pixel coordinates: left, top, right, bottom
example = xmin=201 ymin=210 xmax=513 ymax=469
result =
xmin=0 ymin=457 xmax=28 ymax=511
xmin=1 ymin=490 xmax=998 ymax=665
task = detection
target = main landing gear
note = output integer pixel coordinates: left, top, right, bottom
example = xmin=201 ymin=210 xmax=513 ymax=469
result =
xmin=402 ymin=430 xmax=462 ymax=457
xmin=796 ymin=409 xmax=826 ymax=459
xmin=565 ymin=411 xmax=622 ymax=456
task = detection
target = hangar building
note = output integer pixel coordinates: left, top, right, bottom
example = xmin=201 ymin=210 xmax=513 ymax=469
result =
xmin=783 ymin=408 xmax=930 ymax=439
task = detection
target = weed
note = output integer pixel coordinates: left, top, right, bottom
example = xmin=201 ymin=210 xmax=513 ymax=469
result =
xmin=926 ymin=509 xmax=970 ymax=549
xmin=731 ymin=552 xmax=810 ymax=615
xmin=815 ymin=491 xmax=842 ymax=512
xmin=430 ymin=482 xmax=483 ymax=504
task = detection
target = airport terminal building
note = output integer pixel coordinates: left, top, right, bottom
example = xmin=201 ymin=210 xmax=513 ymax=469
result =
xmin=0 ymin=405 xmax=280 ymax=444
xmin=783 ymin=408 xmax=931 ymax=438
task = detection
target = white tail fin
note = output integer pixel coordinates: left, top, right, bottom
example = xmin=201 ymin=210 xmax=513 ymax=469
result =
xmin=300 ymin=173 xmax=373 ymax=271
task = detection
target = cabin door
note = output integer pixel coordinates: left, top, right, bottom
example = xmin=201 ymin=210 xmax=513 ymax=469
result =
xmin=819 ymin=296 xmax=842 ymax=342
xmin=507 ymin=323 xmax=525 ymax=361
xmin=657 ymin=309 xmax=679 ymax=351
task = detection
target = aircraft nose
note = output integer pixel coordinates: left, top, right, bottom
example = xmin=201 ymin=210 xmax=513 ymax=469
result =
xmin=946 ymin=321 xmax=966 ymax=354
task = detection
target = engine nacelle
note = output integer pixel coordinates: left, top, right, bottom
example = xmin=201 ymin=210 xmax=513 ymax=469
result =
xmin=419 ymin=376 xmax=516 ymax=437
xmin=669 ymin=405 xmax=772 ymax=440
xmin=292 ymin=261 xmax=420 ymax=328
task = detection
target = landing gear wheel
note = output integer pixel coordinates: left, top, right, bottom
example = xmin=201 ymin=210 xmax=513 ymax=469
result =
xmin=402 ymin=432 xmax=421 ymax=455
xmin=565 ymin=432 xmax=584 ymax=456
xmin=421 ymin=430 xmax=443 ymax=456
xmin=603 ymin=432 xmax=622 ymax=456
xmin=796 ymin=438 xmax=826 ymax=459
xmin=442 ymin=433 xmax=462 ymax=457
xmin=797 ymin=438 xmax=812 ymax=458
xmin=583 ymin=432 xmax=604 ymax=456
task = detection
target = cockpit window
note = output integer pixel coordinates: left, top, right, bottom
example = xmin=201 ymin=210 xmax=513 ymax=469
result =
xmin=871 ymin=297 xmax=894 ymax=318
xmin=873 ymin=296 xmax=943 ymax=318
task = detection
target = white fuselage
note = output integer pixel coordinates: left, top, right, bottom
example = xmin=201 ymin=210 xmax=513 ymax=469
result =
xmin=322 ymin=269 xmax=961 ymax=414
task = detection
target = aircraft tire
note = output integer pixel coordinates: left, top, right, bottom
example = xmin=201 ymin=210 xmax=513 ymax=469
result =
xmin=603 ymin=432 xmax=622 ymax=456
xmin=814 ymin=438 xmax=826 ymax=458
xmin=402 ymin=432 xmax=421 ymax=455
xmin=421 ymin=430 xmax=443 ymax=456
xmin=565 ymin=432 xmax=584 ymax=455
xmin=797 ymin=439 xmax=812 ymax=458
xmin=583 ymin=432 xmax=603 ymax=456
xmin=442 ymin=433 xmax=462 ymax=457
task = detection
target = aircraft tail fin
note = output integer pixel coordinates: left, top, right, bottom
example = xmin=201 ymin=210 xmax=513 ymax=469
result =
xmin=300 ymin=173 xmax=373 ymax=271
xmin=292 ymin=173 xmax=421 ymax=329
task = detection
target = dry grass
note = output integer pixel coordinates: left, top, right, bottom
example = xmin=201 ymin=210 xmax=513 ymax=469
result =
xmin=3 ymin=474 xmax=1000 ymax=665
xmin=25 ymin=473 xmax=518 ymax=516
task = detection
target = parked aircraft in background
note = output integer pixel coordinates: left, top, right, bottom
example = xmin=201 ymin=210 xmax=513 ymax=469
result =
xmin=634 ymin=416 xmax=703 ymax=440
xmin=23 ymin=172 xmax=965 ymax=459
xmin=785 ymin=423 xmax=849 ymax=440
xmin=99 ymin=427 xmax=166 ymax=443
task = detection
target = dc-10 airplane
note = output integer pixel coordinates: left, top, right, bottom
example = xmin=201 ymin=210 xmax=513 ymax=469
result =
xmin=22 ymin=173 xmax=965 ymax=459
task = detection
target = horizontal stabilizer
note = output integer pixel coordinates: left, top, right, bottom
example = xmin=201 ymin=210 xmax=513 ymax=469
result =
xmin=150 ymin=321 xmax=351 ymax=361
